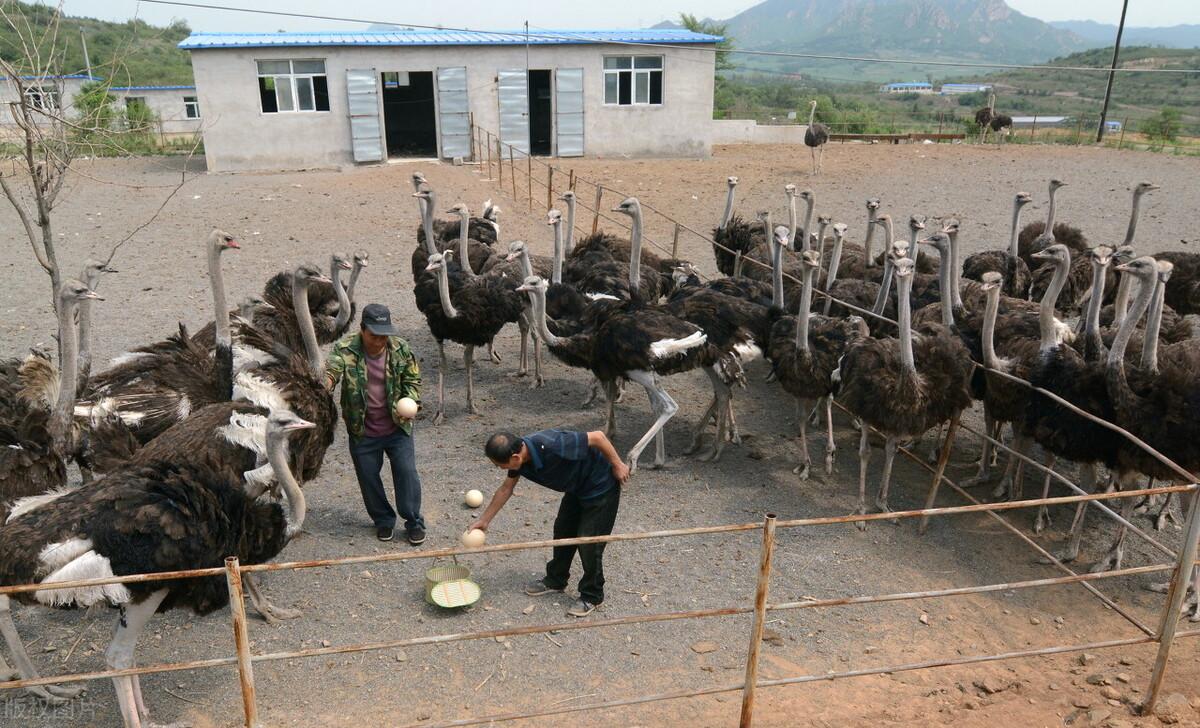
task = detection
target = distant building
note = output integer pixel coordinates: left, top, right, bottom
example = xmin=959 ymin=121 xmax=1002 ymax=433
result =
xmin=879 ymin=81 xmax=933 ymax=94
xmin=1010 ymin=115 xmax=1067 ymax=127
xmin=109 ymin=85 xmax=202 ymax=139
xmin=940 ymin=83 xmax=992 ymax=95
xmin=1104 ymin=119 xmax=1122 ymax=132
xmin=179 ymin=28 xmax=722 ymax=171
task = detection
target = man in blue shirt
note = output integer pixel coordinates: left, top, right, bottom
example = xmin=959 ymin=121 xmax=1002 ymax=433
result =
xmin=471 ymin=429 xmax=629 ymax=617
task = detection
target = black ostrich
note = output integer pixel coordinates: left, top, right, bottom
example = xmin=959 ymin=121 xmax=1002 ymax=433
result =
xmin=417 ymin=251 xmax=525 ymax=423
xmin=989 ymin=113 xmax=1014 ymax=141
xmin=249 ymin=251 xmax=355 ymax=357
xmin=412 ymin=190 xmax=496 ymax=283
xmin=0 ymin=409 xmax=314 ymax=728
xmin=803 ymin=100 xmax=829 ymax=175
xmin=961 ymin=192 xmax=1035 ymax=299
xmin=711 ymin=176 xmax=766 ymax=276
xmin=75 ymin=258 xmax=119 ymax=387
xmin=836 ymin=257 xmax=973 ymax=523
xmin=412 ymin=171 xmax=500 ymax=248
xmin=974 ymin=92 xmax=996 ymax=141
xmin=1100 ymin=246 xmax=1192 ymax=346
xmin=768 ymin=243 xmax=868 ymax=479
xmin=823 ymin=222 xmax=885 ymax=321
xmin=824 ymin=198 xmax=881 ymax=282
xmin=518 ymin=276 xmax=708 ymax=471
xmin=1017 ymin=179 xmax=1087 ymax=269
xmin=1153 ymin=250 xmax=1200 ymax=316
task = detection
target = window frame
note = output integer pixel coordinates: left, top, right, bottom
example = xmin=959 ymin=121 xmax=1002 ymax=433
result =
xmin=602 ymin=55 xmax=663 ymax=107
xmin=256 ymin=59 xmax=330 ymax=114
xmin=23 ymin=85 xmax=59 ymax=112
xmin=183 ymin=95 xmax=200 ymax=119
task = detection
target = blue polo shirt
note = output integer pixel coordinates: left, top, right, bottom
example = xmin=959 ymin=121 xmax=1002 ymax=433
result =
xmin=508 ymin=429 xmax=616 ymax=500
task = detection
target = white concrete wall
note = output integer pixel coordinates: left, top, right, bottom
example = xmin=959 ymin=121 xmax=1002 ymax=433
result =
xmin=710 ymin=119 xmax=808 ymax=145
xmin=189 ymin=42 xmax=716 ymax=172
xmin=112 ymin=88 xmax=203 ymax=136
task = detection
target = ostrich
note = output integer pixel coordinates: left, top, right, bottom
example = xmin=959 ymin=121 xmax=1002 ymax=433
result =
xmin=712 ymin=176 xmax=756 ymax=275
xmin=974 ymin=92 xmax=996 ymax=141
xmin=769 ymin=239 xmax=868 ymax=479
xmin=1018 ymin=179 xmax=1087 ymax=268
xmin=803 ymin=100 xmax=829 ymax=175
xmin=75 ymin=258 xmax=117 ymax=387
xmin=822 ymin=224 xmax=888 ymax=324
xmin=837 ymin=257 xmax=973 ymax=523
xmin=1099 ymin=247 xmax=1192 ymax=346
xmin=568 ymin=198 xmax=665 ymax=302
xmin=418 ymin=251 xmax=524 ymax=423
xmin=794 ymin=188 xmax=816 ymax=252
xmin=253 ymin=252 xmax=356 ymax=355
xmin=826 ymin=198 xmax=881 ymax=281
xmin=961 ymin=192 xmax=1034 ymax=299
xmin=1153 ymin=250 xmax=1200 ymax=316
xmin=412 ymin=191 xmax=495 ymax=282
xmin=989 ymin=112 xmax=1013 ymax=141
xmin=517 ymin=276 xmax=707 ymax=472
xmin=0 ymin=409 xmax=314 ymax=728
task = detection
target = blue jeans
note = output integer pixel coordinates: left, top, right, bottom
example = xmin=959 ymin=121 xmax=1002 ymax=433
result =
xmin=348 ymin=429 xmax=425 ymax=531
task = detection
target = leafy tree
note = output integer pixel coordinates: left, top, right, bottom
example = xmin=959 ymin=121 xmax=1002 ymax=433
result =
xmin=679 ymin=13 xmax=733 ymax=71
xmin=1139 ymin=108 xmax=1181 ymax=142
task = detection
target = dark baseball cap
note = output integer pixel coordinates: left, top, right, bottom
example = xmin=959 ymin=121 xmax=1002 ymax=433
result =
xmin=361 ymin=303 xmax=401 ymax=336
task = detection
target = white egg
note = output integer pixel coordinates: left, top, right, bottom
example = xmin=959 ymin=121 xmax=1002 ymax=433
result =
xmin=461 ymin=529 xmax=486 ymax=548
xmin=395 ymin=397 xmax=419 ymax=419
xmin=464 ymin=489 xmax=484 ymax=508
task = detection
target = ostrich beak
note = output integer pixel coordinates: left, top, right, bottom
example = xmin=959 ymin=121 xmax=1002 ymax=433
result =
xmin=226 ymin=240 xmax=241 ymax=250
xmin=1031 ymin=250 xmax=1053 ymax=261
xmin=284 ymin=418 xmax=316 ymax=431
xmin=83 ymin=290 xmax=104 ymax=300
xmin=103 ymin=266 xmax=119 ymax=273
xmin=425 ymin=261 xmax=440 ymax=272
xmin=312 ymin=274 xmax=332 ymax=285
xmin=339 ymin=260 xmax=352 ymax=270
xmin=358 ymin=258 xmax=370 ymax=268
xmin=505 ymin=252 xmax=520 ymax=262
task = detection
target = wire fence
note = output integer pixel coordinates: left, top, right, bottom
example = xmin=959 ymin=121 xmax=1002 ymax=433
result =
xmin=4 ymin=128 xmax=1200 ymax=726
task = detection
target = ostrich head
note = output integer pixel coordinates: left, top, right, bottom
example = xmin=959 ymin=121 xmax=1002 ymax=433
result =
xmin=1114 ymin=255 xmax=1157 ymax=285
xmin=918 ymin=232 xmax=950 ymax=257
xmin=267 ymin=409 xmax=316 ymax=436
xmin=237 ymin=294 xmax=267 ymax=319
xmin=504 ymin=240 xmax=528 ymax=262
xmin=784 ymin=183 xmax=797 ymax=199
xmin=447 ymin=202 xmax=470 ymax=220
xmin=799 ymin=249 xmax=820 ymax=270
xmin=1015 ymin=191 xmax=1033 ymax=207
xmin=756 ymin=209 xmax=771 ymax=224
xmin=557 ymin=190 xmax=575 ymax=203
xmin=873 ymin=213 xmax=892 ymax=231
xmin=890 ymin=239 xmax=910 ymax=261
xmin=425 ymin=251 xmax=450 ymax=272
xmin=1049 ymin=179 xmax=1067 ymax=192
xmin=331 ymin=253 xmax=353 ymax=273
xmin=817 ymin=214 xmax=833 ymax=226
xmin=866 ymin=198 xmax=881 ymax=212
xmin=1134 ymin=181 xmax=1161 ymax=197
xmin=294 ymin=262 xmax=332 ymax=286
xmin=1089 ymin=245 xmax=1115 ymax=268
xmin=809 ymin=100 xmax=817 ymax=110
xmin=515 ymin=275 xmax=548 ymax=295
xmin=672 ymin=262 xmax=700 ymax=287
xmin=612 ymin=197 xmax=640 ymax=216
xmin=832 ymin=222 xmax=848 ymax=239
xmin=60 ymin=278 xmax=103 ymax=306
xmin=411 ymin=172 xmax=427 ymax=191
xmin=798 ymin=189 xmax=813 ymax=202
xmin=980 ymin=271 xmax=1003 ymax=292
xmin=727 ymin=175 xmax=739 ymax=187
xmin=1113 ymin=245 xmax=1136 ymax=265
xmin=79 ymin=258 xmax=117 ymax=288
xmin=772 ymin=225 xmax=790 ymax=249
xmin=894 ymin=257 xmax=915 ymax=280
xmin=353 ymin=250 xmax=370 ymax=269
xmin=940 ymin=219 xmax=960 ymax=235
xmin=1031 ymin=243 xmax=1071 ymax=266
xmin=546 ymin=209 xmax=562 ymax=227
xmin=209 ymin=228 xmax=240 ymax=252
xmin=908 ymin=215 xmax=926 ymax=234
xmin=1155 ymin=259 xmax=1174 ymax=283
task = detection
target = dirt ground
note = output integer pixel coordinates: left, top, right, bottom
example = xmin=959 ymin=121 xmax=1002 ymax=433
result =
xmin=2 ymin=142 xmax=1200 ymax=728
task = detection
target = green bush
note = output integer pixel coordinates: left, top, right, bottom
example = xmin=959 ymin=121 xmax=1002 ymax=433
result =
xmin=1139 ymin=108 xmax=1182 ymax=143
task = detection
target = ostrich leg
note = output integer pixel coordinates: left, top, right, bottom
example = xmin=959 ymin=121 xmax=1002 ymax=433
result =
xmin=962 ymin=409 xmax=995 ymax=488
xmin=875 ymin=436 xmax=900 ymax=520
xmin=725 ymin=398 xmax=741 ymax=445
xmin=509 ymin=315 xmax=531 ymax=378
xmin=1091 ymin=471 xmax=1140 ymax=573
xmin=807 ymin=397 xmax=823 ymax=428
xmin=817 ymin=145 xmax=825 ymax=174
xmin=433 ymin=342 xmax=447 ymax=425
xmin=1154 ymin=491 xmax=1181 ymax=531
xmin=582 ymin=376 xmax=602 ymax=406
xmin=464 ymin=345 xmax=478 ymax=415
xmin=854 ymin=427 xmax=871 ymax=531
xmin=625 ymin=369 xmax=678 ymax=473
xmin=685 ymin=380 xmax=722 ymax=457
xmin=809 ymin=147 xmax=817 ymax=176
xmin=487 ymin=342 xmax=501 ymax=365
xmin=1033 ymin=452 xmax=1059 ymax=534
xmin=532 ymin=336 xmax=544 ymax=388
xmin=823 ymin=395 xmax=836 ymax=475
xmin=245 ymin=574 xmax=301 ymax=624
xmin=698 ymin=375 xmax=732 ymax=463
xmin=793 ymin=398 xmax=812 ymax=480
xmin=994 ymin=434 xmax=1029 ymax=501
xmin=1046 ymin=464 xmax=1102 ymax=564
xmin=0 ymin=596 xmax=82 ymax=702
xmin=107 ymin=589 xmax=170 ymax=728
xmin=603 ymin=380 xmax=617 ymax=437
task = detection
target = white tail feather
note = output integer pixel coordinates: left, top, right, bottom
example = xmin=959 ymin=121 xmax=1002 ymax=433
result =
xmin=6 ymin=485 xmax=76 ymax=523
xmin=585 ymin=292 xmax=621 ymax=302
xmin=34 ymin=551 xmax=131 ymax=607
xmin=234 ymin=372 xmax=288 ymax=412
xmin=649 ymin=331 xmax=706 ymax=360
xmin=38 ymin=538 xmax=93 ymax=574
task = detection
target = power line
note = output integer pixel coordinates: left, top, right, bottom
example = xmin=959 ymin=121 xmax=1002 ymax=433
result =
xmin=138 ymin=0 xmax=1200 ymax=75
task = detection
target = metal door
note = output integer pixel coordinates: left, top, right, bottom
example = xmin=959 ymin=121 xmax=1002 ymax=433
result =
xmin=436 ymin=66 xmax=470 ymax=159
xmin=497 ymin=68 xmax=529 ymax=156
xmin=555 ymin=68 xmax=584 ymax=157
xmin=346 ymin=68 xmax=382 ymax=162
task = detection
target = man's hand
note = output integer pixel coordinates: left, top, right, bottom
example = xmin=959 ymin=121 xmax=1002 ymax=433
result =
xmin=612 ymin=460 xmax=631 ymax=486
xmin=468 ymin=518 xmax=489 ymax=532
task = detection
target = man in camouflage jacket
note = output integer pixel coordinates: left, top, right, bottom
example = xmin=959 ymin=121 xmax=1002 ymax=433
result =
xmin=325 ymin=303 xmax=426 ymax=544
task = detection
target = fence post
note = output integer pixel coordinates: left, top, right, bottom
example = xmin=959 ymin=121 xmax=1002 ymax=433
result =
xmin=496 ymin=139 xmax=503 ymax=188
xmin=1140 ymin=490 xmax=1200 ymax=715
xmin=1031 ymin=114 xmax=1038 ymax=140
xmin=936 ymin=112 xmax=943 ymax=141
xmin=672 ymin=223 xmax=681 ymax=260
xmin=225 ymin=557 xmax=259 ymax=728
xmin=1075 ymin=116 xmax=1084 ymax=145
xmin=468 ymin=114 xmax=476 ymax=162
xmin=527 ymin=154 xmax=533 ymax=210
xmin=918 ymin=414 xmax=961 ymax=534
xmin=568 ymin=169 xmax=575 ymax=191
xmin=547 ymin=167 xmax=554 ymax=211
xmin=509 ymin=146 xmax=517 ymax=199
xmin=486 ymin=131 xmax=493 ymax=179
xmin=1118 ymin=118 xmax=1128 ymax=150
xmin=739 ymin=513 xmax=777 ymax=728
xmin=591 ymin=185 xmax=603 ymax=234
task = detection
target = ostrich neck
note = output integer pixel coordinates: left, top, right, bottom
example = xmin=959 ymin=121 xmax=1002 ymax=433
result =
xmin=331 ymin=260 xmax=351 ymax=333
xmin=267 ymin=432 xmax=306 ymax=540
xmin=1112 ymin=273 xmax=1132 ymax=328
xmin=1082 ymin=260 xmax=1108 ymax=358
xmin=209 ymin=241 xmax=230 ymax=349
xmin=787 ymin=196 xmax=798 ymax=248
xmin=347 ymin=260 xmax=363 ymax=304
xmin=864 ymin=209 xmax=878 ymax=267
xmin=936 ymin=247 xmax=954 ymax=327
xmin=1008 ymin=202 xmax=1025 ymax=258
xmin=628 ymin=205 xmax=643 ymax=294
xmin=808 ymin=104 xmax=816 ymax=126
xmin=1038 ymin=258 xmax=1070 ymax=351
xmin=823 ymin=236 xmax=843 ymax=316
xmin=421 ymin=196 xmax=437 ymax=255
xmin=528 ymin=289 xmax=562 ymax=348
xmin=1044 ymin=187 xmax=1058 ymax=232
xmin=909 ymin=224 xmax=922 ymax=267
xmin=518 ymin=250 xmax=534 ymax=279
xmin=50 ymin=298 xmax=80 ymax=447
xmin=720 ymin=184 xmax=735 ymax=230
xmin=552 ymin=223 xmax=564 ymax=284
xmin=816 ymin=221 xmax=829 ymax=259
xmin=897 ymin=276 xmax=916 ymax=373
xmin=801 ymin=200 xmax=814 ymax=252
xmin=77 ymin=298 xmax=93 ymax=384
xmin=1123 ymin=191 xmax=1144 ymax=247
xmin=292 ymin=281 xmax=324 ymax=377
xmin=871 ymin=257 xmax=894 ymax=316
xmin=564 ymin=198 xmax=576 ymax=251
xmin=1107 ymin=273 xmax=1157 ymax=408
xmin=1141 ymin=277 xmax=1166 ymax=372
xmin=981 ymin=288 xmax=1001 ymax=369
xmin=771 ymin=241 xmax=785 ymax=309
xmin=457 ymin=219 xmax=478 ymax=279
xmin=796 ymin=265 xmax=814 ymax=351
xmin=435 ymin=265 xmax=458 ymax=319
xmin=948 ymin=231 xmax=964 ymax=309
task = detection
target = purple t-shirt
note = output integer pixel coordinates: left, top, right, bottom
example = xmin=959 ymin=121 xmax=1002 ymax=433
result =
xmin=363 ymin=350 xmax=396 ymax=438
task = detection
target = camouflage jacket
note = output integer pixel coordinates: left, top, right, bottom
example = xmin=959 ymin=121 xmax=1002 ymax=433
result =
xmin=325 ymin=333 xmax=420 ymax=438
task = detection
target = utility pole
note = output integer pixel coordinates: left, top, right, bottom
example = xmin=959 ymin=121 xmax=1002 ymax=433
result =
xmin=1096 ymin=0 xmax=1129 ymax=143
xmin=80 ymin=30 xmax=93 ymax=78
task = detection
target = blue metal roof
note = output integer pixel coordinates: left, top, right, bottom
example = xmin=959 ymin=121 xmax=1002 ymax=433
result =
xmin=882 ymin=82 xmax=933 ymax=88
xmin=0 ymin=73 xmax=102 ymax=81
xmin=110 ymin=85 xmax=196 ymax=91
xmin=179 ymin=29 xmax=723 ymax=50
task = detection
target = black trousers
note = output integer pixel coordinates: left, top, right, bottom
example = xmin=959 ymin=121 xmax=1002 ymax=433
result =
xmin=348 ymin=429 xmax=425 ymax=531
xmin=544 ymin=486 xmax=621 ymax=604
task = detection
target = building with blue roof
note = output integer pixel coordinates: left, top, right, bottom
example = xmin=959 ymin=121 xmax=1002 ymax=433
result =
xmin=178 ymin=28 xmax=722 ymax=171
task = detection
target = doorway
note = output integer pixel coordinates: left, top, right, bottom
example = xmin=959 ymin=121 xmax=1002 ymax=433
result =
xmin=381 ymin=71 xmax=437 ymax=157
xmin=528 ymin=70 xmax=552 ymax=156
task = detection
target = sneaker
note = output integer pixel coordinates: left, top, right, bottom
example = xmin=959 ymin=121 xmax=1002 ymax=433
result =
xmin=407 ymin=526 xmax=426 ymax=545
xmin=376 ymin=526 xmax=394 ymax=542
xmin=523 ymin=579 xmax=565 ymax=597
xmin=566 ymin=599 xmax=597 ymax=618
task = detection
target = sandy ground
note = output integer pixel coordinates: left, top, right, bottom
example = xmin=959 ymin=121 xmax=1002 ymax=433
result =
xmin=2 ymin=142 xmax=1199 ymax=728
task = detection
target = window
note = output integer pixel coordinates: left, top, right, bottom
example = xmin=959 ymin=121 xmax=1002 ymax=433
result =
xmin=23 ymin=85 xmax=59 ymax=112
xmin=184 ymin=95 xmax=200 ymax=119
xmin=603 ymin=56 xmax=662 ymax=106
xmin=257 ymin=59 xmax=330 ymax=113
xmin=382 ymin=71 xmax=410 ymax=89
xmin=125 ymin=97 xmax=148 ymax=113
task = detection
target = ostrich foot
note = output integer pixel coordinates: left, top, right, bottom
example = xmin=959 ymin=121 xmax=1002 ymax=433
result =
xmin=990 ymin=477 xmax=1012 ymax=501
xmin=823 ymin=445 xmax=836 ymax=476
xmin=531 ymin=374 xmax=545 ymax=389
xmin=874 ymin=500 xmax=899 ymax=525
xmin=1155 ymin=501 xmax=1181 ymax=531
xmin=432 ymin=410 xmax=445 ymax=426
xmin=793 ymin=461 xmax=811 ymax=480
xmin=488 ymin=346 xmax=502 ymax=364
xmin=697 ymin=444 xmax=724 ymax=463
xmin=959 ymin=473 xmax=994 ymax=490
xmin=253 ymin=601 xmax=302 ymax=625
xmin=1039 ymin=543 xmax=1081 ymax=565
xmin=1089 ymin=545 xmax=1124 ymax=574
xmin=1033 ymin=506 xmax=1052 ymax=534
xmin=764 ymin=370 xmax=777 ymax=383
xmin=853 ymin=501 xmax=868 ymax=532
xmin=807 ymin=407 xmax=821 ymax=428
xmin=506 ymin=369 xmax=528 ymax=379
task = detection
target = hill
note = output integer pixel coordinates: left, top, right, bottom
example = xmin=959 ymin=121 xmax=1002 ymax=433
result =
xmin=1049 ymin=20 xmax=1200 ymax=50
xmin=0 ymin=2 xmax=193 ymax=86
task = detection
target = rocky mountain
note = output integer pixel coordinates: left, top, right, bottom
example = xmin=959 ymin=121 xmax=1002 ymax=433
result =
xmin=1049 ymin=20 xmax=1200 ymax=50
xmin=709 ymin=0 xmax=1091 ymax=65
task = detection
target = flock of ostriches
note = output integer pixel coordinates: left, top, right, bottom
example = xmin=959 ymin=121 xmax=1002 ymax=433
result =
xmin=0 ymin=166 xmax=1198 ymax=726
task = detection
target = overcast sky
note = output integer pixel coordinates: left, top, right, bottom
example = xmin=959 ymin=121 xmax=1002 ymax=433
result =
xmin=59 ymin=1 xmax=1200 ymax=33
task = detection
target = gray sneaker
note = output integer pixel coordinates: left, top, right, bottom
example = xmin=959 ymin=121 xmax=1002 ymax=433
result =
xmin=566 ymin=599 xmax=597 ymax=617
xmin=523 ymin=579 xmax=565 ymax=597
